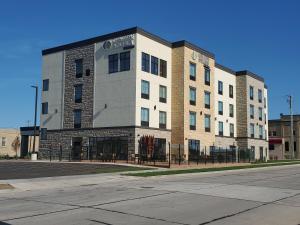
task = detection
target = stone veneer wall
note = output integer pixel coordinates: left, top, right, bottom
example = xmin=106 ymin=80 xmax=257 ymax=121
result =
xmin=215 ymin=136 xmax=236 ymax=148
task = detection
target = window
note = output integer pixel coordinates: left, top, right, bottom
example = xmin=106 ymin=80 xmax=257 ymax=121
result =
xmin=264 ymin=97 xmax=267 ymax=108
xmin=108 ymin=54 xmax=118 ymax=73
xmin=259 ymin=125 xmax=263 ymax=139
xmin=272 ymin=131 xmax=277 ymax=136
xmin=120 ymin=51 xmax=130 ymax=71
xmin=141 ymin=80 xmax=150 ymax=99
xmin=75 ymin=59 xmax=83 ymax=78
xmin=269 ymin=143 xmax=275 ymax=150
xmin=189 ymin=139 xmax=200 ymax=153
xmin=250 ymin=123 xmax=255 ymax=138
xmin=230 ymin=123 xmax=234 ymax=137
xmin=142 ymin=52 xmax=150 ymax=72
xmin=74 ymin=84 xmax=83 ymax=103
xmin=204 ymin=114 xmax=211 ymax=132
xmin=159 ymin=111 xmax=167 ymax=129
xmin=285 ymin=141 xmax=289 ymax=152
xmin=250 ymin=104 xmax=254 ymax=119
xmin=204 ymin=66 xmax=210 ymax=85
xmin=218 ymin=121 xmax=224 ymax=136
xmin=189 ymin=87 xmax=196 ymax=105
xmin=73 ymin=109 xmax=81 ymax=128
xmin=189 ymin=111 xmax=196 ymax=130
xmin=258 ymin=107 xmax=263 ymax=121
xmin=43 ymin=79 xmax=49 ymax=91
xmin=249 ymin=86 xmax=254 ymax=100
xmin=218 ymin=101 xmax=223 ymax=115
xmin=42 ymin=102 xmax=48 ymax=115
xmin=218 ymin=81 xmax=223 ymax=95
xmin=229 ymin=85 xmax=233 ymax=98
xmin=151 ymin=56 xmax=158 ymax=75
xmin=190 ymin=62 xmax=196 ymax=81
xmin=160 ymin=59 xmax=167 ymax=78
xmin=229 ymin=104 xmax=234 ymax=117
xmin=204 ymin=91 xmax=210 ymax=109
xmin=40 ymin=128 xmax=47 ymax=140
xmin=1 ymin=137 xmax=6 ymax=147
xmin=159 ymin=85 xmax=167 ymax=103
xmin=141 ymin=107 xmax=149 ymax=127
xmin=258 ymin=89 xmax=262 ymax=103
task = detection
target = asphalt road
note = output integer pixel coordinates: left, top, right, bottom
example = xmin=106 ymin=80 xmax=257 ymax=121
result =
xmin=0 ymin=164 xmax=300 ymax=225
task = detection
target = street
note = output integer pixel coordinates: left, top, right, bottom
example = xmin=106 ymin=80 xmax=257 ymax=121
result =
xmin=0 ymin=164 xmax=300 ymax=225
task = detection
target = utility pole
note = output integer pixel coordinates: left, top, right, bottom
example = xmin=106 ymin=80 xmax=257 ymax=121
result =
xmin=31 ymin=85 xmax=38 ymax=154
xmin=287 ymin=95 xmax=294 ymax=159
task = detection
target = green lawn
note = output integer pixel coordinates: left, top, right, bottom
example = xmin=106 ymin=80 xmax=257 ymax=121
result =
xmin=125 ymin=161 xmax=300 ymax=177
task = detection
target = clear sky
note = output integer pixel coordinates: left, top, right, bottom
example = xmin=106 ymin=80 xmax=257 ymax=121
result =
xmin=1 ymin=0 xmax=299 ymax=128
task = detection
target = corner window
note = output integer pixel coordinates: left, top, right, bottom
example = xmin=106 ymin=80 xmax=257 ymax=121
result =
xmin=258 ymin=107 xmax=263 ymax=121
xmin=40 ymin=128 xmax=47 ymax=140
xmin=120 ymin=51 xmax=130 ymax=71
xmin=142 ymin=52 xmax=150 ymax=72
xmin=141 ymin=80 xmax=150 ymax=99
xmin=189 ymin=111 xmax=196 ymax=130
xmin=229 ymin=85 xmax=233 ymax=98
xmin=250 ymin=123 xmax=255 ymax=138
xmin=229 ymin=104 xmax=234 ymax=117
xmin=75 ymin=59 xmax=83 ymax=78
xmin=204 ymin=91 xmax=210 ymax=109
xmin=151 ymin=56 xmax=158 ymax=75
xmin=159 ymin=111 xmax=167 ymax=129
xmin=73 ymin=109 xmax=82 ymax=128
xmin=42 ymin=102 xmax=48 ymax=115
xmin=141 ymin=107 xmax=149 ymax=127
xmin=108 ymin=54 xmax=119 ymax=73
xmin=74 ymin=84 xmax=83 ymax=103
xmin=230 ymin=123 xmax=234 ymax=137
xmin=218 ymin=121 xmax=224 ymax=136
xmin=159 ymin=59 xmax=167 ymax=78
xmin=190 ymin=62 xmax=196 ymax=81
xmin=218 ymin=81 xmax=223 ymax=95
xmin=159 ymin=85 xmax=167 ymax=103
xmin=42 ymin=79 xmax=49 ymax=91
xmin=204 ymin=114 xmax=211 ymax=132
xmin=250 ymin=86 xmax=254 ymax=100
xmin=218 ymin=101 xmax=223 ymax=115
xmin=189 ymin=87 xmax=196 ymax=105
xmin=204 ymin=66 xmax=210 ymax=85
xmin=258 ymin=89 xmax=262 ymax=103
xmin=259 ymin=125 xmax=263 ymax=139
xmin=250 ymin=104 xmax=254 ymax=119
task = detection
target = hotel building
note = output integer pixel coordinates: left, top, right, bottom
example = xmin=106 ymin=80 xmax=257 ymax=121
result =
xmin=39 ymin=27 xmax=269 ymax=160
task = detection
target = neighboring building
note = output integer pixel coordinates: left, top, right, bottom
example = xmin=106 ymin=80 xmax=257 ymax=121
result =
xmin=269 ymin=114 xmax=300 ymax=160
xmin=0 ymin=129 xmax=20 ymax=157
xmin=39 ymin=27 xmax=269 ymax=161
xmin=20 ymin=126 xmax=39 ymax=157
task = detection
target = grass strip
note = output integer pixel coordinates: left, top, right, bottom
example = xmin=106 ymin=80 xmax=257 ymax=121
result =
xmin=92 ymin=166 xmax=153 ymax=174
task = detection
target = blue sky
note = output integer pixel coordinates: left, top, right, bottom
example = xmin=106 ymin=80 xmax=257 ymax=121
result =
xmin=1 ymin=0 xmax=299 ymax=128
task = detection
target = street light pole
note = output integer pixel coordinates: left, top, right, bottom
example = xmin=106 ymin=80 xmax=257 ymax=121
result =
xmin=31 ymin=85 xmax=38 ymax=154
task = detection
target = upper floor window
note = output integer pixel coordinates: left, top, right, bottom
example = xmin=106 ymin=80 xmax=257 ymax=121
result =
xmin=141 ymin=107 xmax=149 ymax=127
xmin=264 ymin=97 xmax=267 ymax=108
xmin=142 ymin=52 xmax=150 ymax=72
xmin=75 ymin=59 xmax=83 ymax=78
xmin=120 ymin=51 xmax=130 ymax=71
xmin=218 ymin=101 xmax=223 ymax=115
xmin=141 ymin=80 xmax=150 ymax=99
xmin=42 ymin=102 xmax=48 ymax=115
xmin=189 ymin=87 xmax=196 ymax=105
xmin=74 ymin=84 xmax=83 ymax=103
xmin=73 ymin=109 xmax=82 ymax=128
xmin=108 ymin=54 xmax=118 ymax=73
xmin=204 ymin=114 xmax=211 ymax=132
xmin=258 ymin=107 xmax=263 ymax=121
xmin=229 ymin=104 xmax=234 ymax=117
xmin=159 ymin=111 xmax=167 ymax=129
xmin=250 ymin=123 xmax=255 ymax=138
xmin=204 ymin=66 xmax=210 ymax=85
xmin=259 ymin=125 xmax=263 ymax=139
xmin=218 ymin=81 xmax=223 ymax=95
xmin=43 ymin=79 xmax=49 ymax=91
xmin=151 ymin=56 xmax=158 ymax=75
xmin=218 ymin=121 xmax=224 ymax=136
xmin=160 ymin=59 xmax=167 ymax=78
xmin=249 ymin=86 xmax=254 ymax=100
xmin=189 ymin=111 xmax=196 ymax=130
xmin=250 ymin=104 xmax=254 ymax=119
xmin=1 ymin=137 xmax=6 ymax=147
xmin=204 ymin=91 xmax=210 ymax=109
xmin=159 ymin=85 xmax=167 ymax=103
xmin=258 ymin=89 xmax=262 ymax=103
xmin=230 ymin=123 xmax=234 ymax=137
xmin=229 ymin=85 xmax=233 ymax=98
xmin=190 ymin=62 xmax=196 ymax=81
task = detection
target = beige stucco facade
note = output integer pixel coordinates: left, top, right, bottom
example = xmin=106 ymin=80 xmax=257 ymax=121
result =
xmin=0 ymin=129 xmax=20 ymax=157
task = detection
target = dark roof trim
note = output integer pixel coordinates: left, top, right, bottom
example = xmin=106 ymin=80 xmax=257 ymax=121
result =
xmin=236 ymin=70 xmax=264 ymax=82
xmin=215 ymin=63 xmax=236 ymax=75
xmin=172 ymin=40 xmax=215 ymax=59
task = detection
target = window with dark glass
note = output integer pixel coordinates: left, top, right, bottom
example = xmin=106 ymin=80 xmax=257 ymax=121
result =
xmin=258 ymin=107 xmax=263 ymax=121
xmin=258 ymin=89 xmax=262 ymax=103
xmin=250 ymin=104 xmax=254 ymax=119
xmin=250 ymin=86 xmax=254 ymax=100
xmin=43 ymin=79 xmax=49 ymax=91
xmin=189 ymin=111 xmax=196 ymax=130
xmin=250 ymin=123 xmax=255 ymax=138
xmin=269 ymin=143 xmax=275 ymax=150
xmin=42 ymin=102 xmax=48 ymax=115
xmin=229 ymin=85 xmax=233 ymax=98
xmin=218 ymin=101 xmax=223 ymax=115
xmin=141 ymin=80 xmax=150 ymax=99
xmin=159 ymin=59 xmax=167 ymax=78
xmin=142 ymin=52 xmax=150 ymax=72
xmin=285 ymin=141 xmax=289 ymax=152
xmin=204 ymin=91 xmax=210 ymax=109
xmin=229 ymin=104 xmax=234 ymax=117
xmin=219 ymin=121 xmax=224 ymax=136
xmin=204 ymin=66 xmax=210 ymax=85
xmin=190 ymin=62 xmax=196 ymax=81
xmin=230 ymin=123 xmax=234 ymax=137
xmin=204 ymin=114 xmax=211 ymax=132
xmin=40 ymin=128 xmax=47 ymax=140
xmin=73 ymin=109 xmax=82 ymax=128
xmin=74 ymin=84 xmax=83 ymax=103
xmin=108 ymin=54 xmax=118 ymax=73
xmin=141 ymin=107 xmax=149 ymax=127
xmin=159 ymin=85 xmax=167 ymax=103
xmin=120 ymin=51 xmax=130 ymax=71
xmin=75 ymin=59 xmax=83 ymax=78
xmin=218 ymin=81 xmax=223 ymax=95
xmin=151 ymin=56 xmax=158 ymax=75
xmin=259 ymin=125 xmax=263 ymax=139
xmin=159 ymin=111 xmax=167 ymax=129
xmin=264 ymin=97 xmax=266 ymax=108
xmin=189 ymin=87 xmax=196 ymax=105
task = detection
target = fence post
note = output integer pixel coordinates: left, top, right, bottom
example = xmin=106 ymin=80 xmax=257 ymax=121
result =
xmin=179 ymin=144 xmax=181 ymax=166
xmin=225 ymin=148 xmax=228 ymax=164
xmin=60 ymin=145 xmax=62 ymax=161
xmin=212 ymin=147 xmax=214 ymax=164
xmin=249 ymin=149 xmax=251 ymax=163
xmin=197 ymin=144 xmax=199 ymax=165
xmin=205 ymin=146 xmax=207 ymax=165
xmin=169 ymin=142 xmax=171 ymax=168
xmin=238 ymin=148 xmax=240 ymax=163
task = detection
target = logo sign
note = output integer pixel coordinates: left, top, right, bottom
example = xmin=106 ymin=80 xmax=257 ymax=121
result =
xmin=102 ymin=34 xmax=135 ymax=50
xmin=191 ymin=51 xmax=209 ymax=66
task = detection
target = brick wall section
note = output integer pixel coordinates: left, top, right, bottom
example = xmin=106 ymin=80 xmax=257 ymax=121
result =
xmin=236 ymin=75 xmax=247 ymax=139
xmin=63 ymin=44 xmax=95 ymax=129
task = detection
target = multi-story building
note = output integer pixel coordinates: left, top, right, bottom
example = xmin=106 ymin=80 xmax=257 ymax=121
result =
xmin=269 ymin=114 xmax=300 ymax=160
xmin=39 ymin=27 xmax=269 ymax=161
